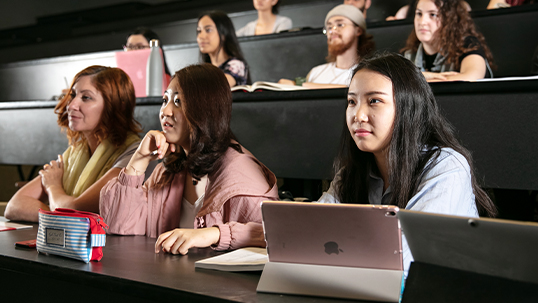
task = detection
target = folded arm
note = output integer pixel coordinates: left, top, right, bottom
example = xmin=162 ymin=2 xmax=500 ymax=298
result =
xmin=5 ymin=176 xmax=49 ymax=222
xmin=5 ymin=160 xmax=121 ymax=221
xmin=424 ymin=55 xmax=487 ymax=82
xmin=211 ymin=195 xmax=267 ymax=250
xmin=47 ymin=166 xmax=122 ymax=213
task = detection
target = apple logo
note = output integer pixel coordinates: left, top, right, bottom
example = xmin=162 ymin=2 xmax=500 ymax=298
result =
xmin=324 ymin=241 xmax=343 ymax=255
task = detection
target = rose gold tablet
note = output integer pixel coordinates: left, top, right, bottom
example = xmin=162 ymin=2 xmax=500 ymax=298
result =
xmin=261 ymin=201 xmax=403 ymax=271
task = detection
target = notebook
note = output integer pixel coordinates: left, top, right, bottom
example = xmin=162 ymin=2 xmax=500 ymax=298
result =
xmin=115 ymin=48 xmax=169 ymax=97
xmin=398 ymin=210 xmax=538 ymax=284
xmin=260 ymin=201 xmax=403 ymax=270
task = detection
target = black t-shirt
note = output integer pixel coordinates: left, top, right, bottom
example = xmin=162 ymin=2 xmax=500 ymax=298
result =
xmin=423 ymin=52 xmax=437 ymax=72
xmin=423 ymin=36 xmax=490 ymax=77
xmin=458 ymin=36 xmax=487 ymax=65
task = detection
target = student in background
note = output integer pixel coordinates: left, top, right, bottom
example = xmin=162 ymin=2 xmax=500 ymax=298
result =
xmin=487 ymin=0 xmax=535 ymax=9
xmin=124 ymin=27 xmax=172 ymax=77
xmin=401 ymin=0 xmax=493 ymax=81
xmin=197 ymin=11 xmax=251 ymax=87
xmin=386 ymin=0 xmax=470 ymax=21
xmin=100 ymin=64 xmax=278 ymax=254
xmin=343 ymin=0 xmax=372 ymax=18
xmin=236 ymin=0 xmax=293 ymax=36
xmin=279 ymin=4 xmax=375 ymax=88
xmin=5 ymin=66 xmax=141 ymax=222
xmin=317 ymin=52 xmax=497 ymax=275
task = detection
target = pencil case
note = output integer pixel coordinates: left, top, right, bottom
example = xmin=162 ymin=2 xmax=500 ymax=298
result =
xmin=37 ymin=208 xmax=108 ymax=263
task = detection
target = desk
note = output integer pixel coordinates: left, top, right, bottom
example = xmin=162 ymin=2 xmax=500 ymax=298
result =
xmin=0 ymin=222 xmax=360 ymax=302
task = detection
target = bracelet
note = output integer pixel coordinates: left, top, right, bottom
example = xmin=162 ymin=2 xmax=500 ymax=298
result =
xmin=128 ymin=164 xmax=145 ymax=176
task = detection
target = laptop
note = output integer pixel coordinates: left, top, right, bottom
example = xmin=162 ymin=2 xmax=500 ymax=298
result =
xmin=261 ymin=201 xmax=403 ymax=270
xmin=398 ymin=210 xmax=538 ymax=284
xmin=115 ymin=48 xmax=169 ymax=97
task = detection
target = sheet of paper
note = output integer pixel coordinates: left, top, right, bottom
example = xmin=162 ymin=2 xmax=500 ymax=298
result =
xmin=0 ymin=218 xmax=33 ymax=232
xmin=195 ymin=247 xmax=268 ymax=271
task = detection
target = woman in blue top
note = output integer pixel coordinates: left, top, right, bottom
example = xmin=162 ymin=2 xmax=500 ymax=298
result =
xmin=318 ymin=52 xmax=497 ymax=275
xmin=197 ymin=11 xmax=251 ymax=87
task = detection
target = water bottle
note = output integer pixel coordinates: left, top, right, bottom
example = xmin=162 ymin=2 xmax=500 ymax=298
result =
xmin=146 ymin=39 xmax=163 ymax=96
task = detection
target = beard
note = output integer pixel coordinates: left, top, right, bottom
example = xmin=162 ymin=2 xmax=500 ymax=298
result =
xmin=327 ymin=36 xmax=355 ymax=57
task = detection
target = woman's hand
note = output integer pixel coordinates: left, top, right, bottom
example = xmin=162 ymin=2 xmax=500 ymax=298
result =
xmin=278 ymin=78 xmax=296 ymax=86
xmin=137 ymin=130 xmax=177 ymax=160
xmin=39 ymin=155 xmax=64 ymax=193
xmin=126 ymin=130 xmax=177 ymax=176
xmin=155 ymin=227 xmax=221 ymax=255
xmin=422 ymin=71 xmax=460 ymax=82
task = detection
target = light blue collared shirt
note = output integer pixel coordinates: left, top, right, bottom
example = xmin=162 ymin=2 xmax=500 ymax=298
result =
xmin=317 ymin=147 xmax=479 ymax=277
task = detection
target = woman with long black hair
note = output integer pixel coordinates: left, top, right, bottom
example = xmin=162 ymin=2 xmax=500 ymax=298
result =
xmin=318 ymin=52 xmax=496 ymax=274
xmin=197 ymin=11 xmax=251 ymax=86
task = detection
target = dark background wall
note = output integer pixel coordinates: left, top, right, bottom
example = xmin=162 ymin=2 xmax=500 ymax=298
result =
xmin=0 ymin=0 xmax=503 ymax=64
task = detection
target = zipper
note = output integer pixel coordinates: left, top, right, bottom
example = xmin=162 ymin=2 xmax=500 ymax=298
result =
xmin=39 ymin=208 xmax=108 ymax=229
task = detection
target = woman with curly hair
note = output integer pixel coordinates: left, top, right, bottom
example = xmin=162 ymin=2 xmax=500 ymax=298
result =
xmin=100 ymin=63 xmax=278 ymax=254
xmin=401 ymin=0 xmax=494 ymax=81
xmin=5 ymin=66 xmax=141 ymax=222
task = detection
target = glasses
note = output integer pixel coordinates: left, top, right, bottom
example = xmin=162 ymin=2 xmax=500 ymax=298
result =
xmin=123 ymin=44 xmax=150 ymax=51
xmin=323 ymin=22 xmax=354 ymax=35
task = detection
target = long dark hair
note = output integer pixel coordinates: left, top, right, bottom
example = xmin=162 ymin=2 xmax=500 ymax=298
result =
xmin=127 ymin=27 xmax=172 ymax=76
xmin=333 ymin=52 xmax=496 ymax=217
xmin=198 ymin=11 xmax=251 ymax=83
xmin=272 ymin=0 xmax=281 ymax=14
xmin=401 ymin=0 xmax=494 ymax=70
xmin=158 ymin=64 xmax=242 ymax=186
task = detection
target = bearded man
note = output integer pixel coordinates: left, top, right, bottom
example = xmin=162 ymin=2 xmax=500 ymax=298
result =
xmin=279 ymin=4 xmax=374 ymax=88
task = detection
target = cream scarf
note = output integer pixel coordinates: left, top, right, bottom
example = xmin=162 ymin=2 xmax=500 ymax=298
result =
xmin=62 ymin=133 xmax=140 ymax=197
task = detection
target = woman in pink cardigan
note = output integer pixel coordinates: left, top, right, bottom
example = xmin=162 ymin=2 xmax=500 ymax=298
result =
xmin=100 ymin=63 xmax=278 ymax=254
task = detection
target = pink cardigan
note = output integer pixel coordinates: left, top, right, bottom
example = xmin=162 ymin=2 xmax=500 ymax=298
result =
xmin=99 ymin=146 xmax=279 ymax=251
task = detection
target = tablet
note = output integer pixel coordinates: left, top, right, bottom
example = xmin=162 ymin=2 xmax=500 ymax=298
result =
xmin=261 ymin=201 xmax=402 ymax=270
xmin=398 ymin=210 xmax=538 ymax=284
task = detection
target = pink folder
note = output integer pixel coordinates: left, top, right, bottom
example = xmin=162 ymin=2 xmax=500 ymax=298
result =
xmin=115 ymin=49 xmax=170 ymax=97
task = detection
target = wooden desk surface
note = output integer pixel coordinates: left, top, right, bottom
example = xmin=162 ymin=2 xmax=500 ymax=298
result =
xmin=0 ymin=221 xmax=362 ymax=302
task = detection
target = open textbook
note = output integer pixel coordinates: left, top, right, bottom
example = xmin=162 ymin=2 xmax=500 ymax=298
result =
xmin=195 ymin=247 xmax=268 ymax=272
xmin=231 ymin=81 xmax=310 ymax=92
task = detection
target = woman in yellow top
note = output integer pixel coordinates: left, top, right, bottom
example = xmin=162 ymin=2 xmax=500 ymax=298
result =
xmin=5 ymin=65 xmax=141 ymax=222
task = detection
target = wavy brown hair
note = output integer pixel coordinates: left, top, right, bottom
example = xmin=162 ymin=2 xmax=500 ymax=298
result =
xmin=158 ymin=63 xmax=242 ymax=186
xmin=401 ymin=0 xmax=494 ymax=70
xmin=55 ymin=65 xmax=142 ymax=147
